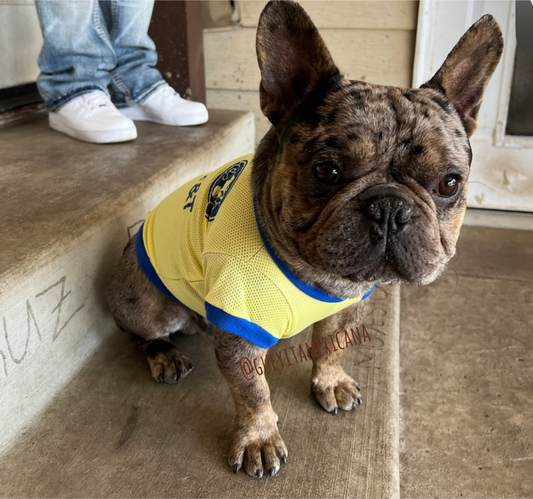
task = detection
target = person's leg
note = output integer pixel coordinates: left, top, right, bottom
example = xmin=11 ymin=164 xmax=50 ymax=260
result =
xmin=34 ymin=0 xmax=137 ymax=143
xmin=98 ymin=0 xmax=164 ymax=107
xmin=35 ymin=0 xmax=116 ymax=109
xmin=101 ymin=0 xmax=208 ymax=126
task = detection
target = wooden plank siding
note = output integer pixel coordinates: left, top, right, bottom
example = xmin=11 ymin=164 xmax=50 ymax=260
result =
xmin=240 ymin=1 xmax=418 ymax=30
xmin=204 ymin=1 xmax=419 ymax=144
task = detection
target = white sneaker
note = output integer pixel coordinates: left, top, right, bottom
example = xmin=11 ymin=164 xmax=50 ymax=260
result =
xmin=120 ymin=83 xmax=209 ymax=126
xmin=49 ymin=91 xmax=137 ymax=144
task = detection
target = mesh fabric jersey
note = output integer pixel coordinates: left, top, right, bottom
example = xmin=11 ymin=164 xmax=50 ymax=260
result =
xmin=136 ymin=154 xmax=374 ymax=348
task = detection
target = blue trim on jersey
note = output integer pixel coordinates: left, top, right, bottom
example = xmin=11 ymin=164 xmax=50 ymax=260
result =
xmin=205 ymin=302 xmax=278 ymax=348
xmin=254 ymin=205 xmax=377 ymax=305
xmin=254 ymin=207 xmax=346 ymax=303
xmin=361 ymin=283 xmax=376 ymax=300
xmin=136 ymin=223 xmax=180 ymax=303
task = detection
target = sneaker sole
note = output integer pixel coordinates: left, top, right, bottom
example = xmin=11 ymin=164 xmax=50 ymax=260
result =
xmin=49 ymin=113 xmax=137 ymax=144
xmin=120 ymin=106 xmax=209 ymax=127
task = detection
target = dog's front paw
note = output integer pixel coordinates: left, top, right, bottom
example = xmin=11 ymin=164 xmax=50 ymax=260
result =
xmin=144 ymin=340 xmax=194 ymax=384
xmin=229 ymin=409 xmax=288 ymax=478
xmin=311 ymin=364 xmax=362 ymax=414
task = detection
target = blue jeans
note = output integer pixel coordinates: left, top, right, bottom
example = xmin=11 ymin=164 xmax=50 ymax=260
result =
xmin=35 ymin=0 xmax=165 ymax=109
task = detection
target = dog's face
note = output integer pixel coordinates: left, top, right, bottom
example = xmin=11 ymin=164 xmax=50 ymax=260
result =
xmin=253 ymin=0 xmax=503 ymax=289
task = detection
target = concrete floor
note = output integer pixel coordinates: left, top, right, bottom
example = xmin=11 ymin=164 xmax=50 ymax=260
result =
xmin=0 ymin=286 xmax=400 ymax=498
xmin=400 ymin=225 xmax=533 ymax=498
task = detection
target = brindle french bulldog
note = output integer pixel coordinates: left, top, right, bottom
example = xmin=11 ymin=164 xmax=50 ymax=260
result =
xmin=107 ymin=0 xmax=503 ymax=478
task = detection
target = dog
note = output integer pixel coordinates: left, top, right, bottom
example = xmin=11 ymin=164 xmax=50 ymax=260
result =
xmin=107 ymin=0 xmax=503 ymax=478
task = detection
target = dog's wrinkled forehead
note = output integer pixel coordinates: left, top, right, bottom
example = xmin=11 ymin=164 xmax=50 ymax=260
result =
xmin=284 ymin=78 xmax=472 ymax=179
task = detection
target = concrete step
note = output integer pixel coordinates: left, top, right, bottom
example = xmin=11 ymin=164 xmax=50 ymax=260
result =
xmin=0 ymin=286 xmax=399 ymax=498
xmin=0 ymin=110 xmax=400 ymax=498
xmin=0 ymin=110 xmax=255 ymax=452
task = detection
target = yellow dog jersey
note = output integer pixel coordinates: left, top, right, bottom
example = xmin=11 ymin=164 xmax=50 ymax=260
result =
xmin=136 ymin=154 xmax=375 ymax=348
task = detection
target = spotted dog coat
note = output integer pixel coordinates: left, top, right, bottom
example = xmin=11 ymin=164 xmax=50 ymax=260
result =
xmin=107 ymin=0 xmax=503 ymax=479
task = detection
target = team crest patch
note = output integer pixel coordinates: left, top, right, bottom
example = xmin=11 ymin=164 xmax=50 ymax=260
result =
xmin=205 ymin=160 xmax=247 ymax=221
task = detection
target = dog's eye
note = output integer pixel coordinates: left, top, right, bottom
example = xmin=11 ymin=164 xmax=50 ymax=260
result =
xmin=435 ymin=174 xmax=460 ymax=197
xmin=314 ymin=163 xmax=340 ymax=185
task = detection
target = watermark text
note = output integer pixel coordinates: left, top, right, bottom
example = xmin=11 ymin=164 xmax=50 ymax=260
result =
xmin=239 ymin=325 xmax=371 ymax=380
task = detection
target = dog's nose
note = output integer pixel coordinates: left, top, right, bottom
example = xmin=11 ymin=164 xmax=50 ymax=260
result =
xmin=362 ymin=195 xmax=413 ymax=233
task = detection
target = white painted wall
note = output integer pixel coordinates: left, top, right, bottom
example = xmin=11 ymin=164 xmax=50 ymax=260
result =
xmin=0 ymin=3 xmax=43 ymax=89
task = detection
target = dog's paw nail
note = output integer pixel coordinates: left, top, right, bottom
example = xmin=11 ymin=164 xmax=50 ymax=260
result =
xmin=269 ymin=466 xmax=278 ymax=477
xmin=281 ymin=454 xmax=287 ymax=464
xmin=331 ymin=407 xmax=338 ymax=416
xmin=358 ymin=398 xmax=363 ymax=405
xmin=255 ymin=469 xmax=263 ymax=478
xmin=311 ymin=380 xmax=318 ymax=387
xmin=352 ymin=402 xmax=358 ymax=409
xmin=188 ymin=362 xmax=194 ymax=370
xmin=156 ymin=374 xmax=163 ymax=382
xmin=233 ymin=464 xmax=240 ymax=474
xmin=356 ymin=385 xmax=361 ymax=391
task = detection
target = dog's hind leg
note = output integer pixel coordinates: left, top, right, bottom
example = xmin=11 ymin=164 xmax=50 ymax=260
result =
xmin=136 ymin=336 xmax=195 ymax=384
xmin=107 ymin=233 xmax=205 ymax=383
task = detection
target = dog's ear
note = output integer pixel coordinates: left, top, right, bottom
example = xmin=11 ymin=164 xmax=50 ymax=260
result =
xmin=422 ymin=14 xmax=503 ymax=136
xmin=256 ymin=0 xmax=339 ymax=125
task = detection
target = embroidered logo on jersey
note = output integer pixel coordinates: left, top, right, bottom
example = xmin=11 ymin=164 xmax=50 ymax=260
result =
xmin=205 ymin=159 xmax=247 ymax=221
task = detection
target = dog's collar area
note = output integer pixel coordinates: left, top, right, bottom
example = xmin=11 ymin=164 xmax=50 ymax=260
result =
xmin=253 ymin=203 xmax=374 ymax=303
xmin=138 ymin=204 xmax=376 ymax=307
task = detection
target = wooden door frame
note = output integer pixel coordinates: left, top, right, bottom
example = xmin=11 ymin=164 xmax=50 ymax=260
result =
xmin=412 ymin=0 xmax=533 ymax=212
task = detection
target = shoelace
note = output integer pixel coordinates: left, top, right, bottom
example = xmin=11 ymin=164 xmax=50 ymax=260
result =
xmin=158 ymin=85 xmax=184 ymax=102
xmin=82 ymin=92 xmax=112 ymax=111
